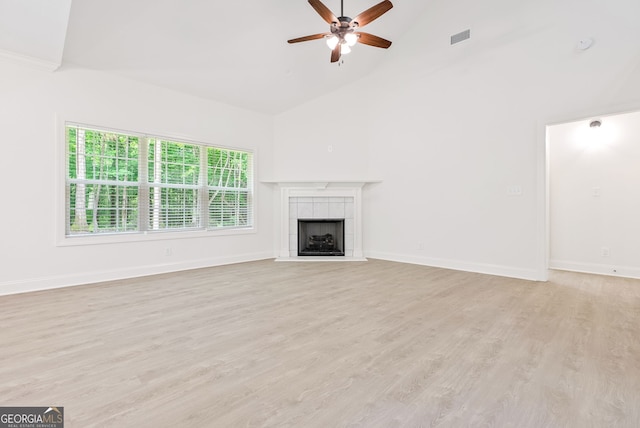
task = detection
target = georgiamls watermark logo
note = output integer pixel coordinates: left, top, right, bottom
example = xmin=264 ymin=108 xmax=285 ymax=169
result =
xmin=0 ymin=406 xmax=64 ymax=428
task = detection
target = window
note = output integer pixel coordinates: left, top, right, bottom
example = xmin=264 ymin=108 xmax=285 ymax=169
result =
xmin=66 ymin=124 xmax=253 ymax=237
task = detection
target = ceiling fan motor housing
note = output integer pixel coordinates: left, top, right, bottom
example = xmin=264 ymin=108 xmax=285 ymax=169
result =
xmin=332 ymin=16 xmax=353 ymax=29
xmin=332 ymin=16 xmax=355 ymax=36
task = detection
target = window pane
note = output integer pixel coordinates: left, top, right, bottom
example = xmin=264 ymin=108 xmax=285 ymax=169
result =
xmin=68 ymin=183 xmax=138 ymax=234
xmin=67 ymin=125 xmax=139 ymax=235
xmin=148 ymin=139 xmax=200 ymax=185
xmin=207 ymin=148 xmax=249 ymax=189
xmin=148 ymin=187 xmax=200 ymax=230
xmin=209 ymin=189 xmax=249 ymax=228
xmin=147 ymin=139 xmax=202 ymax=231
xmin=75 ymin=130 xmax=139 ymax=182
xmin=67 ymin=127 xmax=77 ymax=180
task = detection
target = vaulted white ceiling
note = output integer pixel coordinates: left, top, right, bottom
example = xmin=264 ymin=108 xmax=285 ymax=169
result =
xmin=0 ymin=0 xmax=72 ymax=70
xmin=3 ymin=1 xmax=639 ymax=115
xmin=0 ymin=0 xmax=432 ymax=114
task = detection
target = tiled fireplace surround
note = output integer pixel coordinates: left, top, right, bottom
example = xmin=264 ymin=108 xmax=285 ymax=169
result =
xmin=276 ymin=183 xmax=368 ymax=260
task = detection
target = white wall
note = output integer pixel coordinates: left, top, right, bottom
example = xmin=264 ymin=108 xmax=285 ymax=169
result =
xmin=549 ymin=111 xmax=640 ymax=278
xmin=274 ymin=0 xmax=640 ymax=280
xmin=0 ymin=61 xmax=275 ymax=295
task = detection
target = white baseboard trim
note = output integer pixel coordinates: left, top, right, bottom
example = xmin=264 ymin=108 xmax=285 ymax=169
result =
xmin=366 ymin=251 xmax=544 ymax=281
xmin=0 ymin=252 xmax=274 ymax=296
xmin=549 ymin=259 xmax=640 ymax=280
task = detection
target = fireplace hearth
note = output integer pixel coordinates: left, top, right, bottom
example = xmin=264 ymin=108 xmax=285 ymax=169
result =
xmin=298 ymin=219 xmax=345 ymax=256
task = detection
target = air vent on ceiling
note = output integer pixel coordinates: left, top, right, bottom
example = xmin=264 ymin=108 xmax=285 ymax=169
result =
xmin=451 ymin=29 xmax=471 ymax=45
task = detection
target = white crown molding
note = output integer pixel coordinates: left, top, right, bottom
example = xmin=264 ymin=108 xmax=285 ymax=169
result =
xmin=0 ymin=48 xmax=60 ymax=72
xmin=261 ymin=180 xmax=382 ymax=190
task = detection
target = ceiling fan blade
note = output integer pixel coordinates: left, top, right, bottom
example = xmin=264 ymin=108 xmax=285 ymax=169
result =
xmin=330 ymin=43 xmax=341 ymax=63
xmin=356 ymin=32 xmax=392 ymax=49
xmin=308 ymin=0 xmax=338 ymax=24
xmin=352 ymin=0 xmax=393 ymax=27
xmin=288 ymin=33 xmax=328 ymax=44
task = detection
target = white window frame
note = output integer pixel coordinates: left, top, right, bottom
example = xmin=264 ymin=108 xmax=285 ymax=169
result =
xmin=56 ymin=118 xmax=257 ymax=247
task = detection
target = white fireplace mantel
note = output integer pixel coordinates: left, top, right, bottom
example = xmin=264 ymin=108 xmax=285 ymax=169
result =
xmin=261 ymin=180 xmax=381 ymax=188
xmin=262 ymin=180 xmax=381 ymax=261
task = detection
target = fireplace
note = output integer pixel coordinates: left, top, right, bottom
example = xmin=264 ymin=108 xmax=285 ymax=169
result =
xmin=265 ymin=180 xmax=378 ymax=261
xmin=298 ymin=219 xmax=345 ymax=256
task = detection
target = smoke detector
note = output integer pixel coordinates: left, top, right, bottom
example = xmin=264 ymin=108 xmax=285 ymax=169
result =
xmin=577 ymin=38 xmax=594 ymax=51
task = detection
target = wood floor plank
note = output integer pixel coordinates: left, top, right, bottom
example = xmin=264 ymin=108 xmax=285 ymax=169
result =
xmin=1 ymin=259 xmax=639 ymax=427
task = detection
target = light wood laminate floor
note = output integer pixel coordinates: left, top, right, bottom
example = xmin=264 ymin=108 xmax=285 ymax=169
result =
xmin=1 ymin=259 xmax=639 ymax=427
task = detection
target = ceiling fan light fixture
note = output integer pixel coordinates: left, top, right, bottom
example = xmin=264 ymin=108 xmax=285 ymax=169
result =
xmin=287 ymin=0 xmax=393 ymax=63
xmin=344 ymin=32 xmax=358 ymax=46
xmin=326 ymin=35 xmax=339 ymax=50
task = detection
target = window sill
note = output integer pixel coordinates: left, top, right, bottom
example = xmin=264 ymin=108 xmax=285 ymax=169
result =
xmin=57 ymin=226 xmax=256 ymax=247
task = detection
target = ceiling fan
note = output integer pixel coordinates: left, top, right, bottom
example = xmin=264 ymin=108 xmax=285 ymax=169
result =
xmin=288 ymin=0 xmax=393 ymax=63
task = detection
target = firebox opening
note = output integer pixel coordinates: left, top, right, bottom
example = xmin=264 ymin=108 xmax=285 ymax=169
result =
xmin=298 ymin=219 xmax=345 ymax=256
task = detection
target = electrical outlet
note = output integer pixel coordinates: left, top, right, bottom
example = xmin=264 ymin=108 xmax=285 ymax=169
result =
xmin=601 ymin=247 xmax=610 ymax=257
xmin=165 ymin=247 xmax=172 ymax=256
xmin=506 ymin=185 xmax=522 ymax=196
